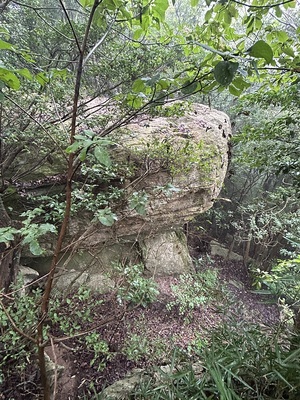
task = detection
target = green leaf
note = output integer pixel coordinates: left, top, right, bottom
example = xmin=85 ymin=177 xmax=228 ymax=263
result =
xmin=39 ymin=223 xmax=57 ymax=234
xmin=48 ymin=68 xmax=68 ymax=81
xmin=0 ymin=39 xmax=13 ymax=50
xmin=0 ymin=227 xmax=18 ymax=242
xmin=133 ymin=28 xmax=144 ymax=40
xmin=223 ymin=9 xmax=232 ymax=25
xmin=191 ymin=0 xmax=199 ymax=6
xmin=95 ymin=208 xmax=118 ymax=226
xmin=229 ymin=84 xmax=241 ymax=96
xmin=155 ymin=0 xmax=169 ymax=11
xmin=132 ymin=78 xmax=146 ymax=93
xmin=66 ymin=141 xmax=81 ymax=154
xmin=282 ymin=45 xmax=295 ymax=57
xmin=205 ymin=8 xmax=213 ymax=22
xmin=94 ymin=147 xmax=111 ymax=167
xmin=79 ymin=148 xmax=88 ymax=161
xmin=105 ymin=0 xmax=118 ymax=11
xmin=0 ymin=67 xmax=20 ymax=89
xmin=141 ymin=14 xmax=150 ymax=31
xmin=275 ymin=6 xmax=282 ymax=17
xmin=134 ymin=203 xmax=147 ymax=215
xmin=276 ymin=30 xmax=288 ymax=43
xmin=232 ymin=76 xmax=251 ymax=90
xmin=283 ymin=0 xmax=296 ymax=8
xmin=82 ymin=130 xmax=94 ymax=138
xmin=16 ymin=68 xmax=33 ymax=80
xmin=80 ymin=0 xmax=94 ymax=6
xmin=214 ymin=61 xmax=239 ymax=86
xmin=157 ymin=78 xmax=171 ymax=90
xmin=128 ymin=192 xmax=148 ymax=215
xmin=21 ymin=50 xmax=35 ymax=64
xmin=248 ymin=40 xmax=273 ymax=63
xmin=120 ymin=6 xmax=132 ymax=23
xmin=36 ymin=71 xmax=49 ymax=86
xmin=29 ymin=240 xmax=43 ymax=256
xmin=181 ymin=81 xmax=198 ymax=94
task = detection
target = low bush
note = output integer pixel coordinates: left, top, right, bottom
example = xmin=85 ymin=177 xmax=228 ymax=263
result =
xmin=115 ymin=263 xmax=159 ymax=308
xmin=166 ymin=268 xmax=220 ymax=321
xmin=0 ymin=280 xmax=109 ymax=396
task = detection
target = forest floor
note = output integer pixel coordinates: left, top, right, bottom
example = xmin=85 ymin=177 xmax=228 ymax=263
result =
xmin=2 ymin=255 xmax=280 ymax=400
xmin=56 ymin=256 xmax=280 ymax=400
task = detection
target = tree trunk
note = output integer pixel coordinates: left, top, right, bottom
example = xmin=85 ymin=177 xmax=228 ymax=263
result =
xmin=0 ymin=195 xmax=18 ymax=291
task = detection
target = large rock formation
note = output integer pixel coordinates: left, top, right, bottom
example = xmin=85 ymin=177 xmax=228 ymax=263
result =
xmin=22 ymin=103 xmax=231 ymax=286
xmin=69 ymin=103 xmax=230 ymax=240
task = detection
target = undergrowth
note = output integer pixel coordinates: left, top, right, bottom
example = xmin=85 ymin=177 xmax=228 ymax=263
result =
xmin=133 ymin=320 xmax=300 ymax=400
xmin=2 ymin=261 xmax=300 ymax=400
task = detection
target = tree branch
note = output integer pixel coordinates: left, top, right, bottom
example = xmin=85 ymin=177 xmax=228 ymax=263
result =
xmin=231 ymin=0 xmax=295 ymax=9
xmin=4 ymin=95 xmax=67 ymax=160
xmin=33 ymin=8 xmax=75 ymax=42
xmin=58 ymin=0 xmax=81 ymax=52
xmin=83 ymin=15 xmax=116 ymax=67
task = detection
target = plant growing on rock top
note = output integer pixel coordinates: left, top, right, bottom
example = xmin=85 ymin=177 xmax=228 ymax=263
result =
xmin=128 ymin=191 xmax=149 ymax=215
xmin=132 ymin=136 xmax=217 ymax=178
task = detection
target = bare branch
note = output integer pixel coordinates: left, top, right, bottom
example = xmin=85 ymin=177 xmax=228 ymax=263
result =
xmin=4 ymin=95 xmax=67 ymax=160
xmin=58 ymin=0 xmax=81 ymax=52
xmin=232 ymin=0 xmax=295 ymax=9
xmin=83 ymin=15 xmax=116 ymax=67
xmin=0 ymin=0 xmax=12 ymax=13
xmin=33 ymin=9 xmax=75 ymax=42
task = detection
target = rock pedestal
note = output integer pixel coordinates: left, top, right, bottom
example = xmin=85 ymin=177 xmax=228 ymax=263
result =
xmin=24 ymin=103 xmax=231 ymax=289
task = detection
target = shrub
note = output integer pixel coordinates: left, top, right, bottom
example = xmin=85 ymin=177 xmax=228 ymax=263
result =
xmin=115 ymin=263 xmax=159 ymax=308
xmin=0 ymin=278 xmax=41 ymax=388
xmin=255 ymin=255 xmax=300 ymax=331
xmin=255 ymin=255 xmax=300 ymax=306
xmin=0 ymin=280 xmax=108 ymax=396
xmin=166 ymin=269 xmax=219 ymax=321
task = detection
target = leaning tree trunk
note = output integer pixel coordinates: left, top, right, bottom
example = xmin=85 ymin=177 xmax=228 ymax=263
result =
xmin=0 ymin=195 xmax=19 ymax=291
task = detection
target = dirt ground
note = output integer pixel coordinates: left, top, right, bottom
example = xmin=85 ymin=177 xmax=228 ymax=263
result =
xmin=56 ymin=256 xmax=279 ymax=399
xmin=1 ymin=255 xmax=280 ymax=400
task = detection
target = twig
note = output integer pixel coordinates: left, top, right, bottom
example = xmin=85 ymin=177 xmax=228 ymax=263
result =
xmin=58 ymin=0 xmax=81 ymax=52
xmin=4 ymin=95 xmax=67 ymax=160
xmin=50 ymin=336 xmax=58 ymax=400
xmin=52 ymin=312 xmax=124 ymax=344
xmin=83 ymin=15 xmax=116 ymax=67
